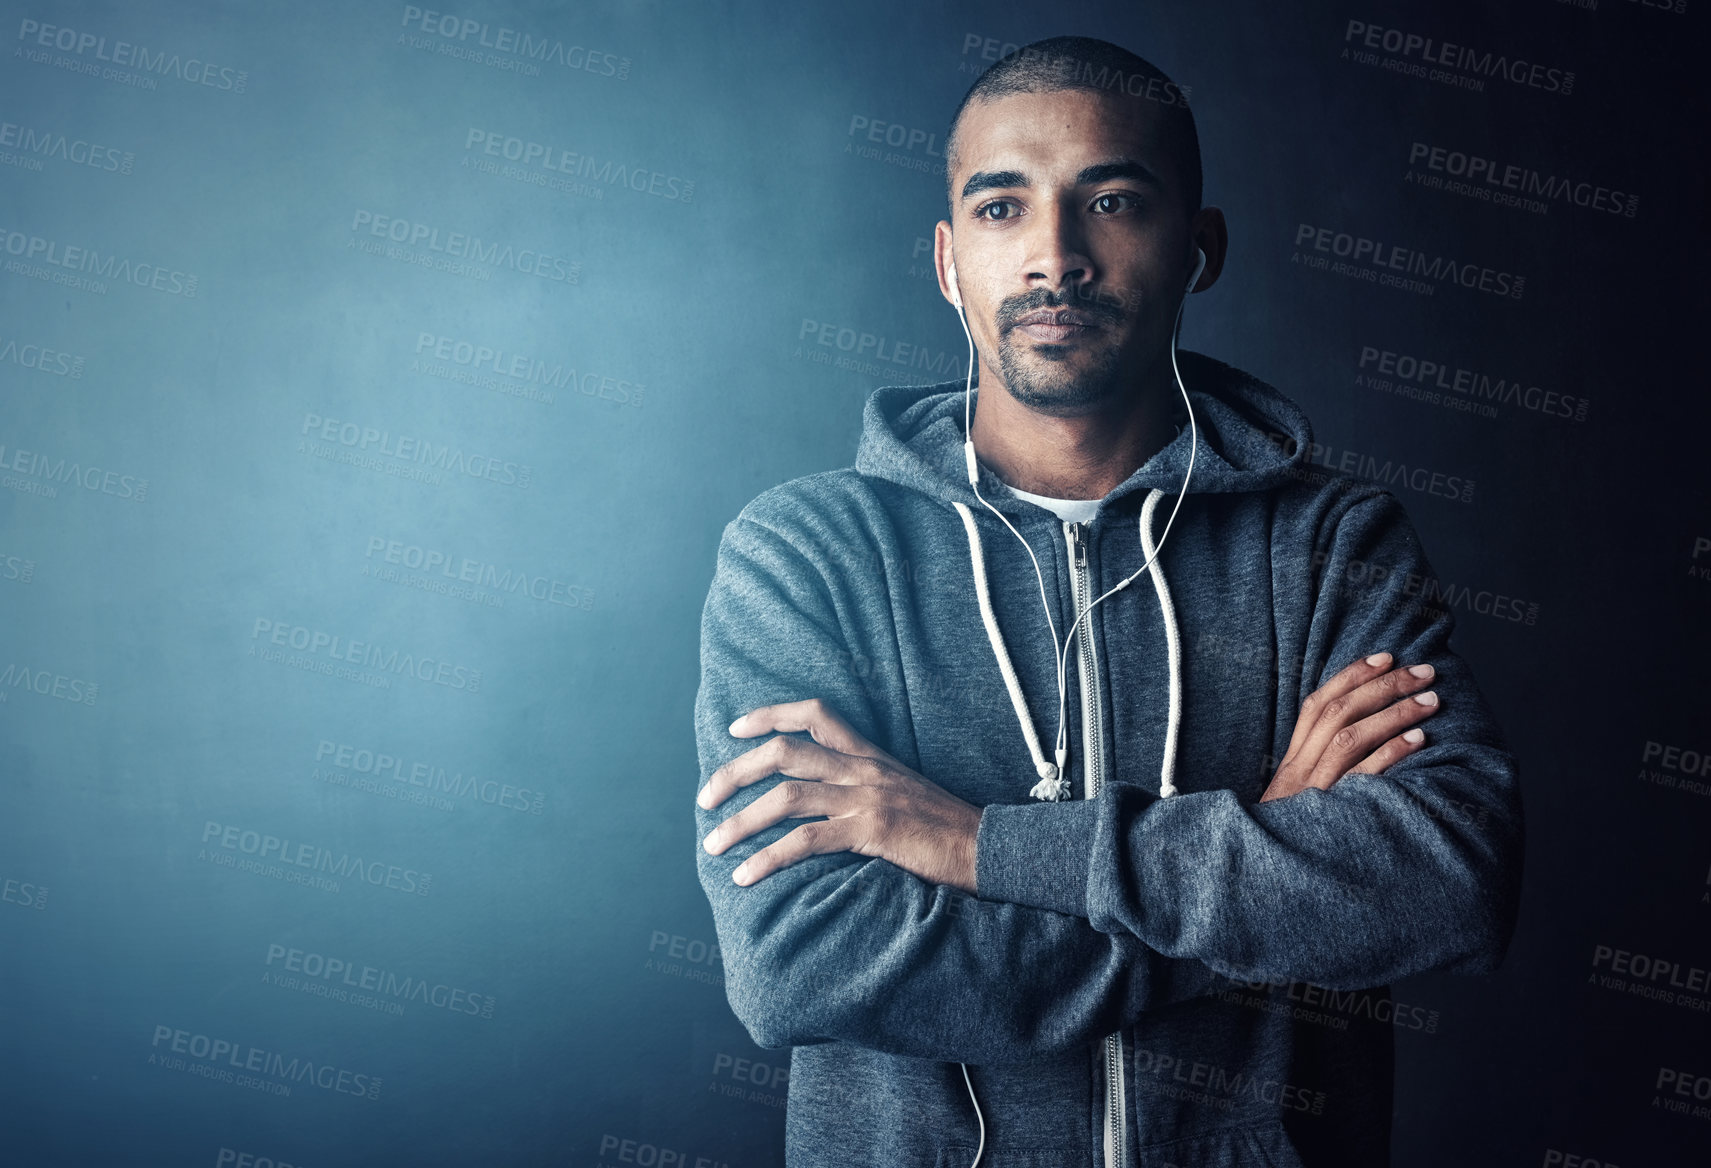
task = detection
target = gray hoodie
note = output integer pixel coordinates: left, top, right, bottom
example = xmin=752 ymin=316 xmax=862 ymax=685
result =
xmin=693 ymin=350 xmax=1524 ymax=1168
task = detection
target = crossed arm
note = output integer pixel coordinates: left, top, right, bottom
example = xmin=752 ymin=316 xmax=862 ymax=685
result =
xmin=692 ymin=494 xmax=1522 ymax=1063
xmin=699 ymin=652 xmax=1444 ymax=894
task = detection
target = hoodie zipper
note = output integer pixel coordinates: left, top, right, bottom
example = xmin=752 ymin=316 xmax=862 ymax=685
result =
xmin=1065 ymin=520 xmax=1126 ymax=1168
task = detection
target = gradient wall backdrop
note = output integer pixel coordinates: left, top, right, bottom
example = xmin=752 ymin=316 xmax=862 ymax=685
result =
xmin=1 ymin=1 xmax=1706 ymax=1165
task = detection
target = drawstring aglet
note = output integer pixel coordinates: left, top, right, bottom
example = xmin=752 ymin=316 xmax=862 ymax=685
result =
xmin=1028 ymin=754 xmax=1072 ymax=801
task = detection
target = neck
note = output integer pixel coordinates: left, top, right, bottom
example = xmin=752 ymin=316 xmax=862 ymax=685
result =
xmin=969 ymin=353 xmax=1182 ymax=499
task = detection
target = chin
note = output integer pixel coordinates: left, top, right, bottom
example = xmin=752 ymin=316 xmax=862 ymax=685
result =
xmin=1004 ymin=371 xmax=1123 ymax=413
xmin=998 ymin=343 xmax=1123 ymax=411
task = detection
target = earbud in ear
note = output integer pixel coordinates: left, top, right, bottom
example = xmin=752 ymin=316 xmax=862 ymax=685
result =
xmin=1186 ymin=246 xmax=1207 ymax=293
xmin=948 ymin=259 xmax=962 ymax=309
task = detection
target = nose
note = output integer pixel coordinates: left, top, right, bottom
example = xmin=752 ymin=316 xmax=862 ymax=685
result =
xmin=1023 ymin=197 xmax=1095 ymax=297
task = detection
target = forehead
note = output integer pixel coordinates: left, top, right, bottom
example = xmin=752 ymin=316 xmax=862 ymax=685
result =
xmin=953 ymin=87 xmax=1177 ymax=191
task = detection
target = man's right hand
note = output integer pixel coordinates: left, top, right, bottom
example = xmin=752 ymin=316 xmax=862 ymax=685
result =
xmin=1259 ymin=651 xmax=1439 ymax=802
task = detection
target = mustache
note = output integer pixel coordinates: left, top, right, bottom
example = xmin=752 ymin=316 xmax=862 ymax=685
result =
xmin=994 ymin=285 xmax=1131 ymax=333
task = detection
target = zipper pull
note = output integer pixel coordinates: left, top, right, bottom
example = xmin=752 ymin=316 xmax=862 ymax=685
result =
xmin=1067 ymin=521 xmax=1086 ymax=568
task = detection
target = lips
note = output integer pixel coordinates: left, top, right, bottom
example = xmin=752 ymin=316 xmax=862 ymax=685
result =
xmin=1010 ymin=308 xmax=1100 ymax=343
xmin=1012 ymin=308 xmax=1098 ymax=328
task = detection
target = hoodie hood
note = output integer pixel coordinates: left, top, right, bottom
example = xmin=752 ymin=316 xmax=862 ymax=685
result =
xmin=853 ymin=349 xmax=1316 ymax=514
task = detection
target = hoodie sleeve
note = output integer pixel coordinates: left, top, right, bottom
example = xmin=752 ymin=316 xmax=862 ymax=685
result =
xmin=974 ymin=485 xmax=1525 ymax=990
xmin=695 ymin=511 xmax=1230 ymax=1065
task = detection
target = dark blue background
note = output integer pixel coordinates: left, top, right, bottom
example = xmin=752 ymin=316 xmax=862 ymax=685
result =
xmin=0 ymin=0 xmax=1706 ymax=1164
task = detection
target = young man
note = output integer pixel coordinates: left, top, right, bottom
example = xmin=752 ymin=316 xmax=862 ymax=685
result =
xmin=693 ymin=36 xmax=1523 ymax=1168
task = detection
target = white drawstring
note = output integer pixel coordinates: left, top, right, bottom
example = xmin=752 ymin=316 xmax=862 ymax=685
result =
xmin=952 ymin=492 xmax=1184 ymax=801
xmin=1138 ymin=489 xmax=1183 ymax=798
xmin=953 ymin=501 xmax=1066 ymax=799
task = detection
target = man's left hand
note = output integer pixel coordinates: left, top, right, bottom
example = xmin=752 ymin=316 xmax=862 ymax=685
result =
xmin=698 ymin=698 xmax=980 ymax=895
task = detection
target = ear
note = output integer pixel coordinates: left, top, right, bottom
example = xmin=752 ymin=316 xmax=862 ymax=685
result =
xmin=1186 ymin=207 xmax=1229 ymax=292
xmin=934 ymin=220 xmax=961 ymax=310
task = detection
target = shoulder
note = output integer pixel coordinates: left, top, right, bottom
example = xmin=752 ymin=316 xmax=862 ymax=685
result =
xmin=715 ymin=469 xmax=896 ymax=583
xmin=1266 ymin=470 xmax=1416 ymax=569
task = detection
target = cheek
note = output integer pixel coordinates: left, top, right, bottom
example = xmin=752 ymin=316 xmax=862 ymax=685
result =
xmin=1118 ymin=276 xmax=1181 ymax=327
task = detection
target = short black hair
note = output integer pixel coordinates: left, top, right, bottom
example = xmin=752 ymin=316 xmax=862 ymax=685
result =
xmin=945 ymin=36 xmax=1202 ymax=217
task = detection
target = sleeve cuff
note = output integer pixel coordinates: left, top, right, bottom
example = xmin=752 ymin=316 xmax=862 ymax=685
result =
xmin=975 ymin=796 xmax=1100 ymax=917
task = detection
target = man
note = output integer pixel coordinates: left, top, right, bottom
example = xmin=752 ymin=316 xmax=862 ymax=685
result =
xmin=693 ymin=36 xmax=1522 ymax=1168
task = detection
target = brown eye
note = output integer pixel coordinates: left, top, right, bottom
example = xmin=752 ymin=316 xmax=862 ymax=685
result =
xmin=979 ymin=201 xmax=1016 ymax=221
xmin=1093 ymin=193 xmax=1133 ymax=214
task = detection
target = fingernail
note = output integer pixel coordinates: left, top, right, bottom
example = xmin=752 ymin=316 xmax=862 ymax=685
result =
xmin=1403 ymin=728 xmax=1424 ymax=743
xmin=728 ymin=715 xmax=747 ymax=734
xmin=1366 ymin=653 xmax=1391 ymax=667
xmin=1408 ymin=664 xmax=1434 ymax=679
xmin=696 ymin=786 xmax=710 ymax=808
xmin=732 ymin=863 xmax=750 ymax=884
xmin=1413 ymin=691 xmax=1438 ymax=706
xmin=702 ymin=830 xmax=719 ymax=853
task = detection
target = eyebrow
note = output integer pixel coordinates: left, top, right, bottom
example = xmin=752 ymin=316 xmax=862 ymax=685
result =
xmin=959 ymin=158 xmax=1163 ymax=202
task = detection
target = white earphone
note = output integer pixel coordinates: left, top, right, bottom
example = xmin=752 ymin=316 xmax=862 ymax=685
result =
xmin=949 ymin=242 xmax=1205 ymax=1168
